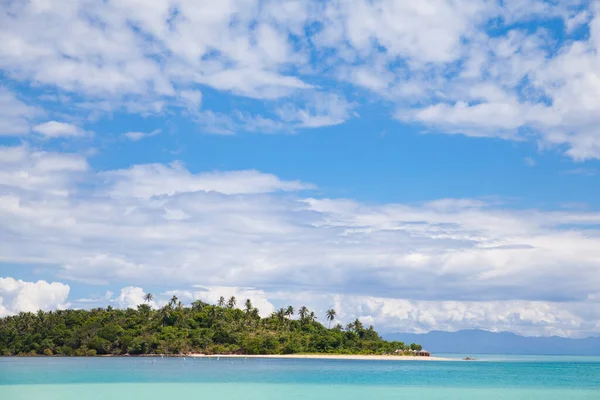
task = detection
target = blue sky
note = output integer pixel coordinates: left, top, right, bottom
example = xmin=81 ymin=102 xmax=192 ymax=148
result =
xmin=1 ymin=0 xmax=600 ymax=338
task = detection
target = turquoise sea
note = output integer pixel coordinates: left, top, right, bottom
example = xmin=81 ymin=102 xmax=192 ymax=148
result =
xmin=2 ymin=355 xmax=600 ymax=399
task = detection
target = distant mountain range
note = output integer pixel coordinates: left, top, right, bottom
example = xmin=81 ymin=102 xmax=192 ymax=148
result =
xmin=384 ymin=330 xmax=600 ymax=355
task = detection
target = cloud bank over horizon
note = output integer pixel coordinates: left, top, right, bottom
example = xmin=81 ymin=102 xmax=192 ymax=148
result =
xmin=1 ymin=145 xmax=600 ymax=338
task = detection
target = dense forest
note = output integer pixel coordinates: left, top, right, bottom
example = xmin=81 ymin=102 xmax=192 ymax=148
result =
xmin=0 ymin=294 xmax=422 ymax=356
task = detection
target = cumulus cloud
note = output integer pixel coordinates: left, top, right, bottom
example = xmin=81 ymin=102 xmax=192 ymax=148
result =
xmin=0 ymin=277 xmax=70 ymax=316
xmin=32 ymin=121 xmax=87 ymax=138
xmin=115 ymin=286 xmax=156 ymax=309
xmin=165 ymin=286 xmax=276 ymax=317
xmin=1 ymin=145 xmax=600 ymax=336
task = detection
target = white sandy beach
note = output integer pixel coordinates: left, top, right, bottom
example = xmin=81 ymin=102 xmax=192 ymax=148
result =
xmin=186 ymin=354 xmax=452 ymax=361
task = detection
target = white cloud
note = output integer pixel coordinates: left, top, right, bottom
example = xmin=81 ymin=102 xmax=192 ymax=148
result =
xmin=0 ymin=277 xmax=70 ymax=316
xmin=124 ymin=129 xmax=161 ymax=142
xmin=0 ymin=0 xmax=310 ymax=100
xmin=196 ymin=93 xmax=354 ymax=134
xmin=0 ymin=86 xmax=40 ymax=136
xmin=178 ymin=90 xmax=202 ymax=112
xmin=277 ymin=93 xmax=354 ymax=128
xmin=315 ymin=0 xmax=490 ymax=64
xmin=115 ymin=286 xmax=156 ymax=309
xmin=0 ymin=145 xmax=88 ymax=195
xmin=565 ymin=9 xmax=592 ymax=32
xmin=391 ymin=5 xmax=600 ymax=159
xmin=75 ymin=290 xmax=114 ymax=305
xmin=165 ymin=286 xmax=276 ymax=317
xmin=194 ymin=68 xmax=312 ymax=100
xmin=195 ymin=111 xmax=238 ymax=135
xmin=101 ymin=162 xmax=313 ymax=198
xmin=32 ymin=121 xmax=86 ymax=138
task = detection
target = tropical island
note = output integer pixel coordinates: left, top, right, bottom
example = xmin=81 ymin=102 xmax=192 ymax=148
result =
xmin=0 ymin=294 xmax=425 ymax=357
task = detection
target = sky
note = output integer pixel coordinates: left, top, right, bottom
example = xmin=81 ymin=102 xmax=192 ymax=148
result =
xmin=1 ymin=0 xmax=600 ymax=339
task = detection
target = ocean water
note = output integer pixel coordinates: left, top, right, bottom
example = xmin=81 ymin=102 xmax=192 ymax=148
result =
xmin=1 ymin=356 xmax=600 ymax=399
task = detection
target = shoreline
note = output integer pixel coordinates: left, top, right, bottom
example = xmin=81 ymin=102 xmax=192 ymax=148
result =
xmin=186 ymin=354 xmax=453 ymax=361
xmin=1 ymin=354 xmax=453 ymax=361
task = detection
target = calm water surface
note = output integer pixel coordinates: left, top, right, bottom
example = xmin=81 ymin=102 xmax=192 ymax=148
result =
xmin=1 ymin=356 xmax=600 ymax=399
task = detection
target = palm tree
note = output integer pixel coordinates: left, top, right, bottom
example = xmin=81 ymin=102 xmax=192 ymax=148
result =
xmin=275 ymin=308 xmax=287 ymax=328
xmin=244 ymin=299 xmax=253 ymax=314
xmin=159 ymin=306 xmax=171 ymax=327
xmin=144 ymin=293 xmax=153 ymax=306
xmin=298 ymin=306 xmax=308 ymax=325
xmin=36 ymin=310 xmax=46 ymax=330
xmin=309 ymin=311 xmax=317 ymax=323
xmin=326 ymin=308 xmax=337 ymax=328
xmin=227 ymin=296 xmax=237 ymax=309
xmin=353 ymin=318 xmax=364 ymax=335
xmin=18 ymin=312 xmax=34 ymax=333
xmin=191 ymin=300 xmax=207 ymax=311
xmin=137 ymin=303 xmax=151 ymax=318
xmin=217 ymin=296 xmax=225 ymax=307
xmin=209 ymin=306 xmax=217 ymax=326
xmin=169 ymin=295 xmax=178 ymax=307
xmin=285 ymin=305 xmax=295 ymax=319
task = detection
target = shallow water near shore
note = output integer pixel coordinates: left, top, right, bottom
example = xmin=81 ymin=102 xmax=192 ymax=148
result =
xmin=2 ymin=356 xmax=600 ymax=399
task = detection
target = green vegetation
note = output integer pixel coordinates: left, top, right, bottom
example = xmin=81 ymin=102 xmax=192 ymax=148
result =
xmin=0 ymin=295 xmax=422 ymax=356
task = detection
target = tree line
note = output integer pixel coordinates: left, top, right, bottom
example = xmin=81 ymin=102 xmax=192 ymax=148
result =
xmin=0 ymin=294 xmax=422 ymax=356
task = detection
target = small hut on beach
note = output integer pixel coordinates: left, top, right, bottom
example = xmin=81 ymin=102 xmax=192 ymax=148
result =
xmin=415 ymin=349 xmax=431 ymax=357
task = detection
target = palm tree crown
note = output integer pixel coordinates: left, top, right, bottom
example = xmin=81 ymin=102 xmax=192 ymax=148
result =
xmin=144 ymin=293 xmax=153 ymax=305
xmin=326 ymin=308 xmax=337 ymax=328
xmin=285 ymin=305 xmax=295 ymax=318
xmin=275 ymin=308 xmax=287 ymax=326
xmin=227 ymin=296 xmax=237 ymax=309
xmin=298 ymin=306 xmax=309 ymax=324
xmin=244 ymin=299 xmax=253 ymax=314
